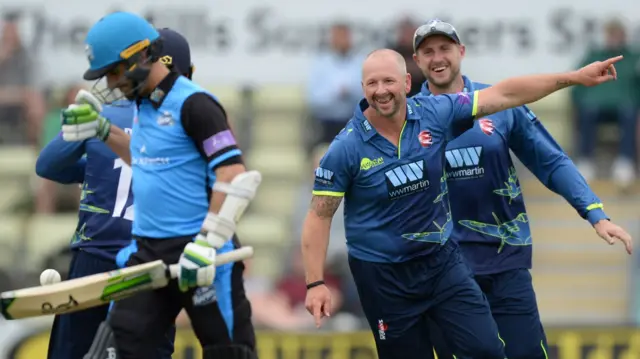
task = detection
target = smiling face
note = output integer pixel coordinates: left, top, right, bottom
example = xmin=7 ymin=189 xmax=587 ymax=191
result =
xmin=413 ymin=35 xmax=465 ymax=89
xmin=361 ymin=50 xmax=412 ymax=119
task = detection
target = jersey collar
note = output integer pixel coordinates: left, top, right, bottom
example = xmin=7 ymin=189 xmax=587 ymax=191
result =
xmin=420 ymin=75 xmax=474 ymax=96
xmin=353 ymin=98 xmax=421 ymax=142
xmin=146 ymin=70 xmax=181 ymax=109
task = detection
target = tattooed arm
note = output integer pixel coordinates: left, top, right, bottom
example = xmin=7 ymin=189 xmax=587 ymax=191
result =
xmin=473 ymin=74 xmax=578 ymax=118
xmin=301 ymin=195 xmax=343 ymax=284
xmin=473 ymin=55 xmax=622 ymax=118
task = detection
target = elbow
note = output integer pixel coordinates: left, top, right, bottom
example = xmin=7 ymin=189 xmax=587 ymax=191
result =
xmin=35 ymin=157 xmax=53 ymax=179
xmin=215 ymin=163 xmax=247 ymax=183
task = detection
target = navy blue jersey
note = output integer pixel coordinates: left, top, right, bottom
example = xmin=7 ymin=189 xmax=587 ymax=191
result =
xmin=313 ymin=94 xmax=478 ymax=263
xmin=418 ymin=77 xmax=609 ymax=274
xmin=131 ymin=72 xmax=242 ymax=238
xmin=35 ymin=101 xmax=136 ymax=261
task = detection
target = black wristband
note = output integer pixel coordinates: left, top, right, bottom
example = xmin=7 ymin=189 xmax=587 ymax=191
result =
xmin=306 ymin=280 xmax=325 ymax=290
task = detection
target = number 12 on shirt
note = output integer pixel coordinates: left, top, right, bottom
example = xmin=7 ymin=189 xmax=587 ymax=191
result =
xmin=113 ymin=158 xmax=134 ymax=221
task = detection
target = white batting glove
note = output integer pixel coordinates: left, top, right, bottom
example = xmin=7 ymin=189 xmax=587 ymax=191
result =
xmin=177 ymin=241 xmax=217 ymax=292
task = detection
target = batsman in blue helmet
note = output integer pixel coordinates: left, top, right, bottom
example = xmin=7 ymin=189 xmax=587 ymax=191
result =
xmin=60 ymin=12 xmax=257 ymax=359
xmin=37 ymin=27 xmax=195 ymax=359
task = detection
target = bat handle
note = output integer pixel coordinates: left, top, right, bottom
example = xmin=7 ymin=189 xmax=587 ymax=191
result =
xmin=168 ymin=246 xmax=254 ymax=279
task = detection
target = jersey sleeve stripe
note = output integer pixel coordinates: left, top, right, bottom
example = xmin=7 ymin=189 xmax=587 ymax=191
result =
xmin=207 ymin=149 xmax=243 ymax=171
xmin=586 ymin=203 xmax=604 ymax=211
xmin=471 ymin=90 xmax=479 ymax=117
xmin=312 ymin=190 xmax=345 ymax=197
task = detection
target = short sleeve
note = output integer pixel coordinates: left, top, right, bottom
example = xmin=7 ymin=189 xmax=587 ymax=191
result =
xmin=417 ymin=91 xmax=479 ymax=140
xmin=311 ymin=140 xmax=352 ymax=197
xmin=181 ymin=93 xmax=243 ymax=171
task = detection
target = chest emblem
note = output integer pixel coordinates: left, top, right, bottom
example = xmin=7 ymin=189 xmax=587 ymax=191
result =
xmin=478 ymin=118 xmax=494 ymax=135
xmin=157 ymin=111 xmax=175 ymax=126
xmin=418 ymin=130 xmax=433 ymax=148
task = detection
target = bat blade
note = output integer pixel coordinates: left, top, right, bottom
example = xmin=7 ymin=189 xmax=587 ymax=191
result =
xmin=0 ymin=246 xmax=254 ymax=320
xmin=0 ymin=260 xmax=168 ymax=320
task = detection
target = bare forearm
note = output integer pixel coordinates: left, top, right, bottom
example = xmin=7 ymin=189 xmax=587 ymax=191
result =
xmin=301 ymin=212 xmax=331 ymax=283
xmin=477 ymin=72 xmax=578 ymax=118
xmin=105 ymin=126 xmax=131 ymax=165
xmin=208 ymin=163 xmax=246 ymax=213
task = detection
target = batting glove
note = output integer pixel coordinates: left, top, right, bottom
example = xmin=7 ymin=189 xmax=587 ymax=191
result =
xmin=61 ymin=103 xmax=111 ymax=142
xmin=177 ymin=240 xmax=216 ymax=292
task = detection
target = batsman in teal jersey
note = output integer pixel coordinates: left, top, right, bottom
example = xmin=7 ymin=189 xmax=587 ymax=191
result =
xmin=411 ymin=20 xmax=633 ymax=359
xmin=60 ymin=13 xmax=257 ymax=359
xmin=301 ymin=48 xmax=624 ymax=359
xmin=34 ymin=28 xmax=195 ymax=359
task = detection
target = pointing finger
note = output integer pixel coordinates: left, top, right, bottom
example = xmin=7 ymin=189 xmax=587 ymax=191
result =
xmin=313 ymin=303 xmax=323 ymax=328
xmin=603 ymin=55 xmax=624 ymax=66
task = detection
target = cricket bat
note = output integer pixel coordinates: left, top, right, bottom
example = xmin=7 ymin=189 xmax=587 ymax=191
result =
xmin=0 ymin=246 xmax=253 ymax=320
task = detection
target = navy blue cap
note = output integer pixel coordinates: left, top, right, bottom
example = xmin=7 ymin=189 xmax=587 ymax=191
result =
xmin=157 ymin=28 xmax=192 ymax=77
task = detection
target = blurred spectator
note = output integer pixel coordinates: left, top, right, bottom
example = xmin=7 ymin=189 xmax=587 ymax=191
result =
xmin=306 ymin=23 xmax=363 ymax=153
xmin=242 ymin=258 xmax=315 ymax=331
xmin=0 ymin=13 xmax=46 ymax=146
xmin=571 ymin=19 xmax=639 ymax=186
xmin=389 ymin=17 xmax=424 ymax=96
xmin=35 ymin=85 xmax=84 ymax=214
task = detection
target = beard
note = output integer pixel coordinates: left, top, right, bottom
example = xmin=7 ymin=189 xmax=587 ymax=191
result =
xmin=426 ymin=64 xmax=460 ymax=89
xmin=370 ymin=92 xmax=403 ymax=118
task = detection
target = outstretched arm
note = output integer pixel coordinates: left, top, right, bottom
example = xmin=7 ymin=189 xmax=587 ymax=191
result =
xmin=475 ymin=56 xmax=623 ymax=118
xmin=509 ymin=106 xmax=632 ymax=254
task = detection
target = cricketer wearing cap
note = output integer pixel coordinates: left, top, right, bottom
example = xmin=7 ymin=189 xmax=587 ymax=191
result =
xmin=59 ymin=12 xmax=256 ymax=359
xmin=302 ymin=47 xmax=624 ymax=359
xmin=410 ymin=20 xmax=633 ymax=359
xmin=35 ymin=27 xmax=195 ymax=359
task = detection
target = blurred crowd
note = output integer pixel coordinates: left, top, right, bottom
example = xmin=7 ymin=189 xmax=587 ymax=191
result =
xmin=0 ymin=12 xmax=639 ymax=331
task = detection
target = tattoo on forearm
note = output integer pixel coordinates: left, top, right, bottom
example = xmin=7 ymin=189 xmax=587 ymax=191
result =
xmin=476 ymin=103 xmax=508 ymax=118
xmin=555 ymin=79 xmax=573 ymax=89
xmin=310 ymin=195 xmax=342 ymax=218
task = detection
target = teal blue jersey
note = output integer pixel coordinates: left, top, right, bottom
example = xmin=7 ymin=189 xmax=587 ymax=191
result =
xmin=313 ymin=93 xmax=478 ymax=263
xmin=130 ymin=72 xmax=242 ymax=238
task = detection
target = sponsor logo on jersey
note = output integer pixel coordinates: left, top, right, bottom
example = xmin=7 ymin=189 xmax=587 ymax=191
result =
xmin=193 ymin=286 xmax=217 ymax=306
xmin=360 ymin=157 xmax=384 ymax=171
xmin=384 ymin=160 xmax=430 ymax=199
xmin=445 ymin=146 xmax=484 ymax=180
xmin=314 ymin=167 xmax=334 ymax=186
xmin=361 ymin=120 xmax=372 ymax=132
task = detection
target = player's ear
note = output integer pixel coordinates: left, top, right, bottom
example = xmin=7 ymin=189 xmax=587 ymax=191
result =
xmin=459 ymin=44 xmax=466 ymax=58
xmin=405 ymin=72 xmax=412 ymax=94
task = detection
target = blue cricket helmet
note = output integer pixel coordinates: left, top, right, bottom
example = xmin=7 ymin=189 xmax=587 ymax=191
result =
xmin=83 ymin=12 xmax=160 ymax=81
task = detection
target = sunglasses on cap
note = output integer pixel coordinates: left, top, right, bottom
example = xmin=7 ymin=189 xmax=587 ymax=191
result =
xmin=413 ymin=20 xmax=461 ymax=53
